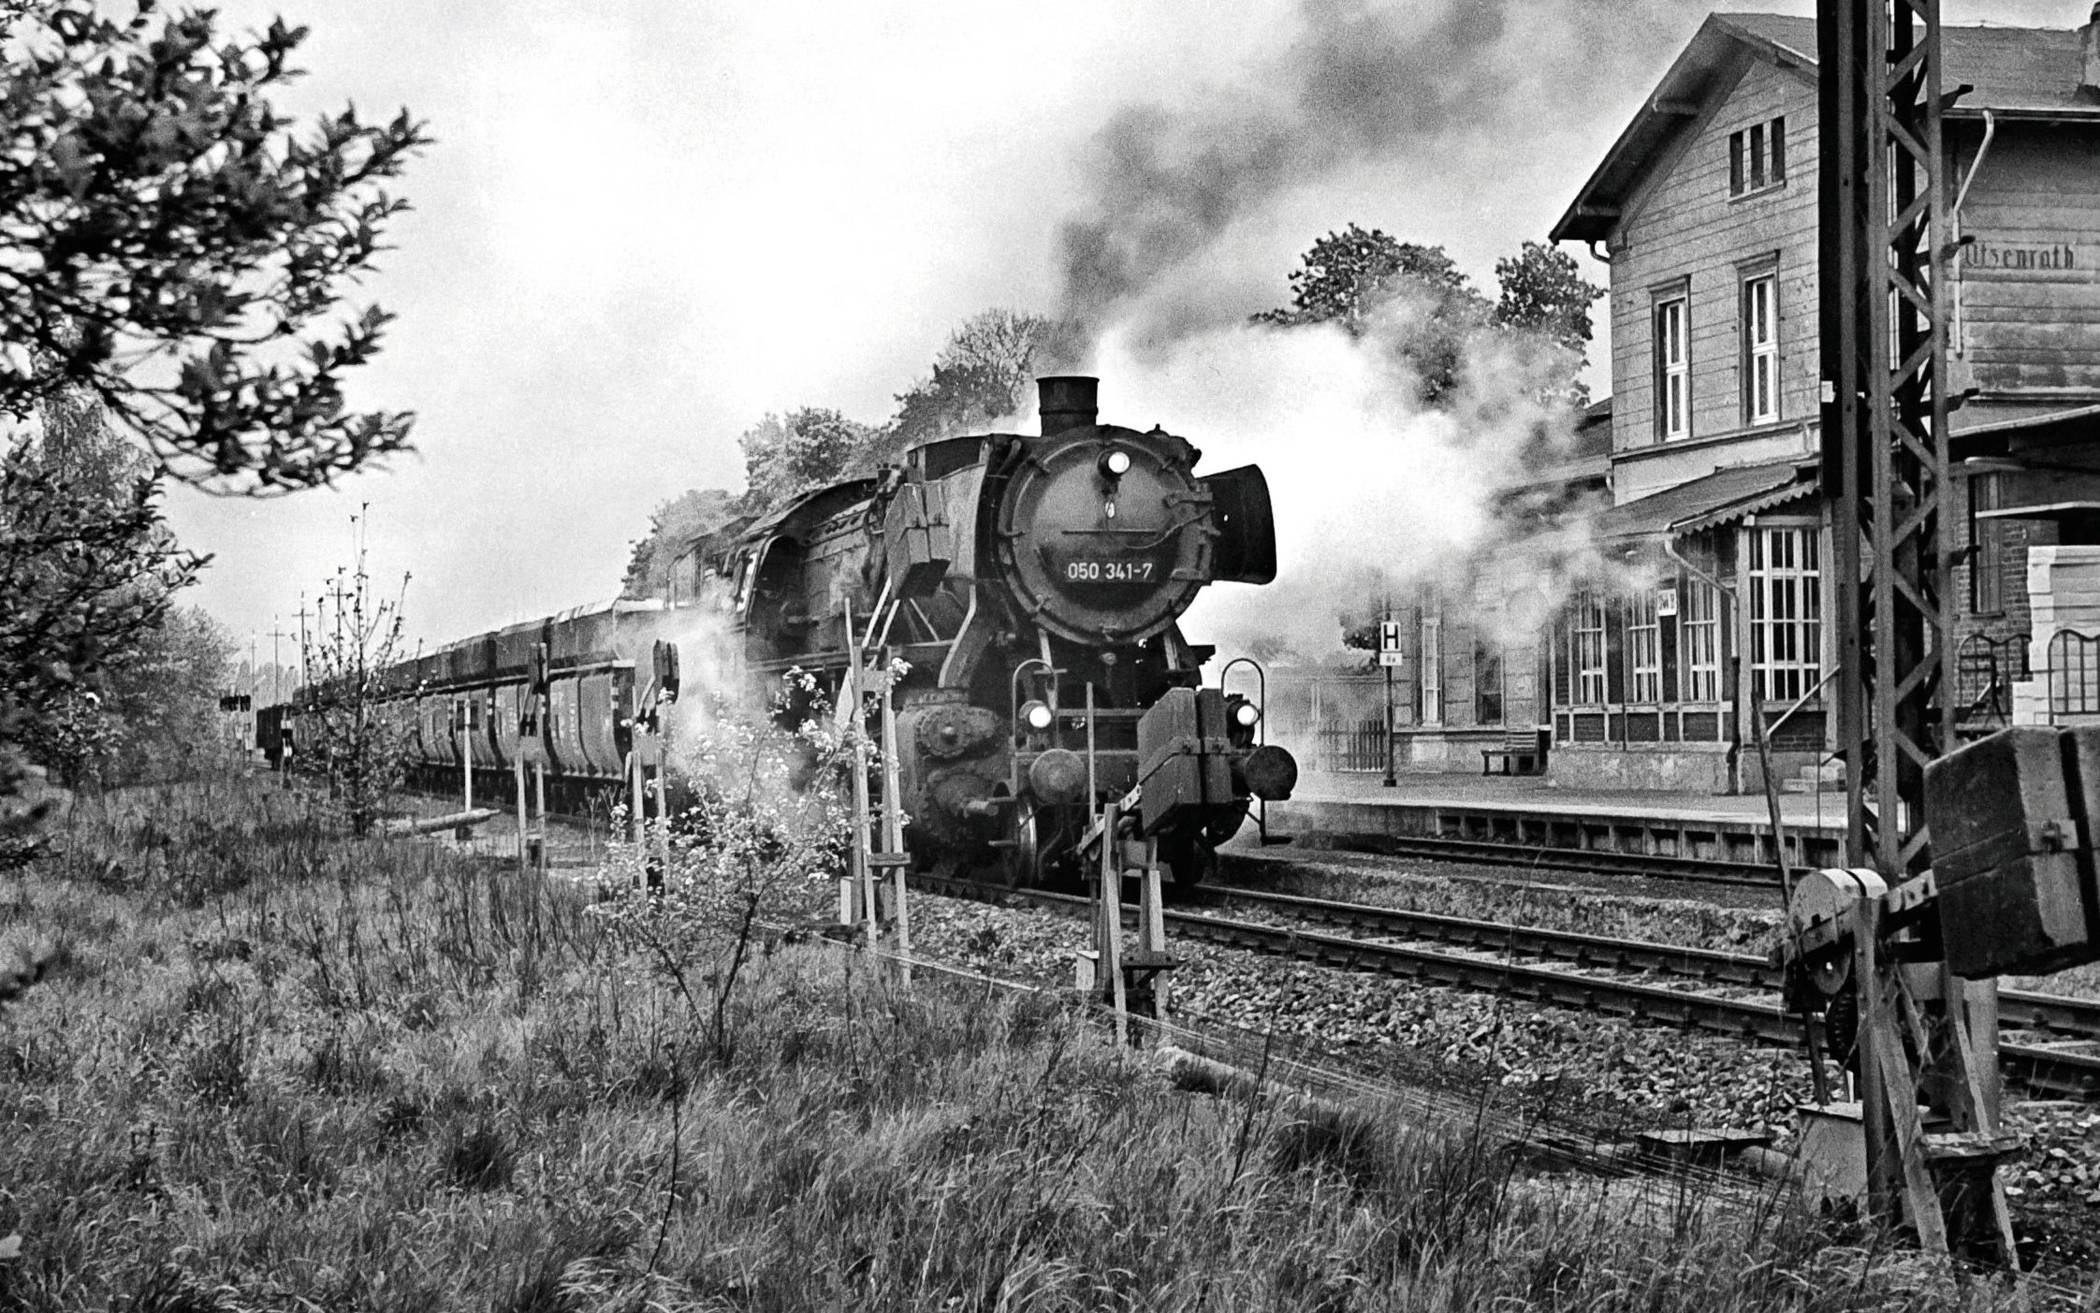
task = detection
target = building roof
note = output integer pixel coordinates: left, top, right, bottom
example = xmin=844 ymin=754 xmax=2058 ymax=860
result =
xmin=1595 ymin=454 xmax=1819 ymax=541
xmin=1553 ymin=12 xmax=2100 ymax=243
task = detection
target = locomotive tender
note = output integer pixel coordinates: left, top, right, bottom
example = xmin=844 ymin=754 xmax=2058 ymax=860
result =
xmin=276 ymin=376 xmax=1296 ymax=885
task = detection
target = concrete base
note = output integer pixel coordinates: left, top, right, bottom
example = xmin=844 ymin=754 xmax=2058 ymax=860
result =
xmin=1795 ymin=1102 xmax=1867 ymax=1213
xmin=1544 ymin=744 xmax=1833 ymax=797
xmin=1547 ymin=744 xmax=1733 ymax=794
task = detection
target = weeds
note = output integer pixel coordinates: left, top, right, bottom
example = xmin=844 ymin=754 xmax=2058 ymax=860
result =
xmin=0 ymin=770 xmax=2061 ymax=1311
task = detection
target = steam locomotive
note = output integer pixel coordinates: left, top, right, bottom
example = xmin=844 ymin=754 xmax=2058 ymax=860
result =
xmin=268 ymin=376 xmax=1296 ymax=885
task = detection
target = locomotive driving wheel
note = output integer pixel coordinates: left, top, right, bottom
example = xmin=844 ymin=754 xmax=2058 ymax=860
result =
xmin=999 ymin=805 xmax=1039 ymax=889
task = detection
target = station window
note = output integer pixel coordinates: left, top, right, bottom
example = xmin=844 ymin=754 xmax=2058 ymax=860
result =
xmin=1474 ymin=639 xmax=1504 ymax=726
xmin=1729 ymin=116 xmax=1787 ymax=196
xmin=1569 ymin=590 xmax=1608 ymax=705
xmin=1680 ymin=579 xmax=1723 ymax=702
xmin=1418 ymin=611 xmax=1443 ymax=727
xmin=1654 ymin=293 xmax=1690 ymax=441
xmin=1748 ymin=526 xmax=1822 ymax=703
xmin=1742 ymin=272 xmax=1779 ymax=425
xmin=1970 ymin=472 xmax=2005 ymax=614
xmin=1627 ymin=590 xmax=1662 ymax=703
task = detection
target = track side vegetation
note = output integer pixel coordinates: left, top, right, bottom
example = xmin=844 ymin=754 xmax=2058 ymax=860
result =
xmin=0 ymin=772 xmax=2043 ymax=1312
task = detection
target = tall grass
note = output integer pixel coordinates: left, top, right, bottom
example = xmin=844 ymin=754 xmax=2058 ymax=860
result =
xmin=0 ymin=774 xmax=2040 ymax=1311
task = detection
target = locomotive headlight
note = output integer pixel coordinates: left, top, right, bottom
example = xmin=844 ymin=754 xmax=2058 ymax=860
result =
xmin=1098 ymin=448 xmax=1132 ymax=479
xmin=1022 ymin=700 xmax=1054 ymax=732
xmin=1233 ymin=702 xmax=1261 ymax=729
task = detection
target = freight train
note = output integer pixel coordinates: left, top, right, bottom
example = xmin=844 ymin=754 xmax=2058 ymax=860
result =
xmin=265 ymin=376 xmax=1296 ymax=885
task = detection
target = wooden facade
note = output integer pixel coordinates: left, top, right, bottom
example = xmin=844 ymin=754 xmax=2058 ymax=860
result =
xmin=1535 ymin=11 xmax=2100 ymax=792
xmin=1607 ymin=54 xmax=1821 ymax=479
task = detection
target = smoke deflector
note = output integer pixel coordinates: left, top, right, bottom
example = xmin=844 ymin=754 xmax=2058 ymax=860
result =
xmin=1202 ymin=465 xmax=1278 ymax=584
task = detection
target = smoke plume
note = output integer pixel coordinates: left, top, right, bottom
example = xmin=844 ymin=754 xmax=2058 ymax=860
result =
xmin=1053 ymin=0 xmax=1685 ymax=355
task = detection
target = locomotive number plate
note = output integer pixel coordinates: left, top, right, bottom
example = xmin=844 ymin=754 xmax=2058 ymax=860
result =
xmin=1063 ymin=558 xmax=1158 ymax=584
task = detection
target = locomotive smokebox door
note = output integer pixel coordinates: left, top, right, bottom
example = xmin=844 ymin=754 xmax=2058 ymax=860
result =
xmin=1924 ymin=725 xmax=2100 ymax=978
xmin=1135 ymin=688 xmax=1233 ymax=837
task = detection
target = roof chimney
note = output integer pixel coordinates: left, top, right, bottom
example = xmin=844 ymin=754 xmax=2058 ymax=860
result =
xmin=2086 ymin=3 xmax=2100 ymax=96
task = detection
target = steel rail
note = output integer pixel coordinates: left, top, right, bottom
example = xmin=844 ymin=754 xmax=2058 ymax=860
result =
xmin=908 ymin=874 xmax=2100 ymax=1102
xmin=1200 ymin=885 xmax=2100 ymax=1042
xmin=1226 ymin=836 xmax=1784 ymax=889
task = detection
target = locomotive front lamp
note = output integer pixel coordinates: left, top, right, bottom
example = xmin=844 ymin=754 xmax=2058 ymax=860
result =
xmin=1098 ymin=448 xmax=1131 ymax=479
xmin=1234 ymin=702 xmax=1261 ymax=728
xmin=1022 ymin=700 xmax=1055 ymax=732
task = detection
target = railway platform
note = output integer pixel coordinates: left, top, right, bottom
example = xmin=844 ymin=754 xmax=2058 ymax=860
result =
xmin=1255 ymin=770 xmax=1848 ymax=872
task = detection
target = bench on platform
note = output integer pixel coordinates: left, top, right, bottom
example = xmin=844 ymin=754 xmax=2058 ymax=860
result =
xmin=1480 ymin=729 xmax=1542 ymax=776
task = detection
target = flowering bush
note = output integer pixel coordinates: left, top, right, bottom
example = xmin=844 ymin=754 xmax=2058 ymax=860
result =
xmin=592 ymin=667 xmax=884 ymax=1060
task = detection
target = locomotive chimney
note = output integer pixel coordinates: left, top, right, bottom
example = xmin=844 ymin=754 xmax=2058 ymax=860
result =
xmin=1037 ymin=376 xmax=1099 ymax=436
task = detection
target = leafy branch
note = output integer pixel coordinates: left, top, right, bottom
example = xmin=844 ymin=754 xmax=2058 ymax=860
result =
xmin=0 ymin=2 xmax=429 ymax=493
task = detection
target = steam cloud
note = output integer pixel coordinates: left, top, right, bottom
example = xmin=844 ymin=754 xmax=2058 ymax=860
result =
xmin=1054 ymin=0 xmax=1687 ymax=354
xmin=1043 ymin=0 xmax=1699 ymax=668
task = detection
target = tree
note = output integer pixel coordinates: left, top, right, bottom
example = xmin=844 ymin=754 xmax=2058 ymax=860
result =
xmin=1256 ymin=225 xmax=1602 ymax=409
xmin=1254 ymin=224 xmax=1490 ymax=406
xmin=1 ymin=391 xmax=205 ymax=798
xmin=885 ymin=310 xmax=1078 ymax=459
xmin=0 ymin=4 xmax=423 ymax=855
xmin=736 ymin=408 xmax=879 ymax=518
xmin=1256 ymin=224 xmax=1480 ymax=335
xmin=32 ymin=605 xmax=232 ymax=788
xmin=620 ymin=487 xmax=737 ymax=600
xmin=1493 ymin=242 xmax=1604 ymax=406
xmin=299 ymin=547 xmax=411 ymax=837
xmin=0 ymin=3 xmax=427 ymax=493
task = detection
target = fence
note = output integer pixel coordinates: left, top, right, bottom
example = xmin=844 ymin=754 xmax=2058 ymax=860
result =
xmin=2049 ymin=630 xmax=2100 ymax=719
xmin=1313 ymin=718 xmax=1389 ymax=773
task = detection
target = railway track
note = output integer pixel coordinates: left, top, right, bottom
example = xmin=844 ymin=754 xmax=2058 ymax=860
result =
xmin=908 ymin=873 xmax=2100 ymax=1102
xmin=1226 ymin=836 xmax=1783 ymax=889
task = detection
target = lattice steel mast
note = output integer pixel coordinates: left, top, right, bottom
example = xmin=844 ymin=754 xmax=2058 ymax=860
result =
xmin=1821 ymin=0 xmax=1958 ymax=874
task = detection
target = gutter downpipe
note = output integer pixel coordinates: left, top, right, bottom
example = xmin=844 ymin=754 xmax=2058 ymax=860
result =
xmin=1664 ymin=534 xmax=1743 ymax=794
xmin=1948 ymin=109 xmax=1996 ymax=359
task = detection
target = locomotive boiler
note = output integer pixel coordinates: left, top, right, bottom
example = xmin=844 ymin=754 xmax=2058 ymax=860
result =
xmin=683 ymin=376 xmax=1294 ymax=884
xmin=276 ymin=376 xmax=1295 ymax=886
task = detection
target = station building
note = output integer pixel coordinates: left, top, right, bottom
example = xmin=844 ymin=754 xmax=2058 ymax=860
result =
xmin=1483 ymin=7 xmax=2100 ymax=794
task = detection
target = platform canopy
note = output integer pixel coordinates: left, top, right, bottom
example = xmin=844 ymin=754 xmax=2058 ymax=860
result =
xmin=1595 ymin=456 xmax=1820 ymax=543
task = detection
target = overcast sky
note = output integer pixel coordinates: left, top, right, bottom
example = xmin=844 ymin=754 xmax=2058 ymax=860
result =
xmin=165 ymin=0 xmax=2078 ymax=669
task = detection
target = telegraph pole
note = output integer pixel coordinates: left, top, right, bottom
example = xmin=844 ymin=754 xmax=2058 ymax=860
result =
xmin=268 ymin=619 xmax=297 ymax=705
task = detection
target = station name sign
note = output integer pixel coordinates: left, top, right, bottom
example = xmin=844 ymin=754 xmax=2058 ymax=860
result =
xmin=1964 ymin=238 xmax=2095 ymax=278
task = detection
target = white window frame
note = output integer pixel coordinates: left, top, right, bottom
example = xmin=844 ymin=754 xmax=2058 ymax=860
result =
xmin=1681 ymin=579 xmax=1722 ymax=703
xmin=1570 ymin=591 xmax=1607 ymax=706
xmin=1419 ymin=612 xmax=1443 ymax=727
xmin=1748 ymin=526 xmax=1823 ymax=704
xmin=1655 ymin=294 xmax=1689 ymax=441
xmin=1627 ymin=590 xmax=1661 ymax=704
xmin=1744 ymin=272 xmax=1778 ymax=425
